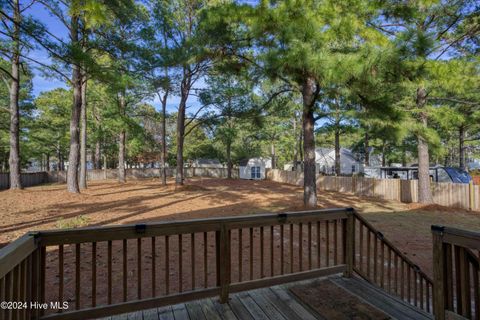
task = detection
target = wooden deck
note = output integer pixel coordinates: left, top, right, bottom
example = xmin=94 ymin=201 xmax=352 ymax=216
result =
xmin=100 ymin=275 xmax=433 ymax=320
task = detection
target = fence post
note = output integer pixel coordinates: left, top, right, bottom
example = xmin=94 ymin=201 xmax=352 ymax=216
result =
xmin=217 ymin=223 xmax=231 ymax=303
xmin=397 ymin=179 xmax=401 ymax=202
xmin=432 ymin=225 xmax=445 ymax=320
xmin=344 ymin=209 xmax=355 ymax=278
xmin=469 ymin=181 xmax=475 ymax=211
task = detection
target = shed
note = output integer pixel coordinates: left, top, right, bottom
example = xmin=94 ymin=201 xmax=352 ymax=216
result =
xmin=239 ymin=157 xmax=272 ymax=180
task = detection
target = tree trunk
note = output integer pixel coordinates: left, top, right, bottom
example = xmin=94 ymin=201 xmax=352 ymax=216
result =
xmin=91 ymin=152 xmax=95 ymax=170
xmin=2 ymin=153 xmax=6 ymax=172
xmin=79 ymin=74 xmax=87 ymax=189
xmin=364 ymin=131 xmax=369 ymax=166
xmin=381 ymin=140 xmax=387 ymax=167
xmin=175 ymin=69 xmax=193 ymax=186
xmin=176 ymin=87 xmax=188 ymax=186
xmin=334 ymin=127 xmax=340 ymax=175
xmin=160 ymin=91 xmax=168 ymax=185
xmin=293 ymin=115 xmax=298 ymax=170
xmin=226 ymin=140 xmax=232 ymax=179
xmin=95 ymin=141 xmax=101 ymax=169
xmin=46 ymin=154 xmax=50 ymax=171
xmin=271 ymin=142 xmax=276 ymax=169
xmin=302 ymin=76 xmax=317 ymax=208
xmin=66 ymin=15 xmax=82 ymax=193
xmin=57 ymin=142 xmax=62 ymax=171
xmin=8 ymin=0 xmax=21 ymax=190
xmin=59 ymin=152 xmax=64 ymax=171
xmin=416 ymin=87 xmax=433 ymax=203
xmin=118 ymin=130 xmax=126 ymax=182
xmin=298 ymin=121 xmax=304 ymax=166
xmin=118 ymin=93 xmax=126 ymax=183
xmin=459 ymin=125 xmax=465 ymax=170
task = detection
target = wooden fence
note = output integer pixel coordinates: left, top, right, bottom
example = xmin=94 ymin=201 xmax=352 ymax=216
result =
xmin=0 ymin=172 xmax=48 ymax=190
xmin=0 ymin=208 xmax=435 ymax=320
xmin=47 ymin=167 xmax=238 ymax=183
xmin=267 ymin=169 xmax=480 ymax=211
xmin=0 ymin=168 xmax=238 ymax=189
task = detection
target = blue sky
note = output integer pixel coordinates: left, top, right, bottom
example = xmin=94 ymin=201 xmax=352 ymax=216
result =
xmin=28 ymin=3 xmax=200 ymax=113
xmin=30 ymin=3 xmax=68 ymax=96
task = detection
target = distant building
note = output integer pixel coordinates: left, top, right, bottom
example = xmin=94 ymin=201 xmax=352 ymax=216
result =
xmin=239 ymin=157 xmax=272 ymax=180
xmin=284 ymin=148 xmax=376 ymax=175
xmin=467 ymin=159 xmax=480 ymax=171
xmin=315 ymin=148 xmax=363 ymax=175
xmin=284 ymin=161 xmax=303 ymax=171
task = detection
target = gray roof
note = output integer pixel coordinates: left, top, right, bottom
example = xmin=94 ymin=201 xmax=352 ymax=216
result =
xmin=316 ymin=148 xmax=357 ymax=161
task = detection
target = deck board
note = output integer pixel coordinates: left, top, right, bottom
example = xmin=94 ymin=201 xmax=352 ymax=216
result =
xmin=259 ymin=288 xmax=306 ymax=320
xmin=271 ymin=285 xmax=320 ymax=320
xmin=172 ymin=303 xmax=189 ymax=320
xmin=157 ymin=306 xmax=174 ymax=320
xmin=211 ymin=298 xmax=238 ymax=320
xmin=199 ymin=299 xmax=223 ymax=320
xmin=142 ymin=308 xmax=159 ymax=320
xmin=228 ymin=295 xmax=255 ymax=320
xmin=248 ymin=290 xmax=288 ymax=320
xmin=185 ymin=300 xmax=207 ymax=320
xmin=107 ymin=275 xmax=434 ymax=320
xmin=237 ymin=292 xmax=270 ymax=320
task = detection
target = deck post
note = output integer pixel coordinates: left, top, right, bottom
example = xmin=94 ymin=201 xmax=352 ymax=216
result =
xmin=432 ymin=225 xmax=445 ymax=320
xmin=218 ymin=223 xmax=231 ymax=303
xmin=344 ymin=209 xmax=355 ymax=278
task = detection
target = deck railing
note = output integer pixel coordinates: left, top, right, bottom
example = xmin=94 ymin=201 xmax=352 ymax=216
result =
xmin=0 ymin=208 xmax=358 ymax=320
xmin=432 ymin=225 xmax=480 ymax=320
xmin=1 ymin=208 xmax=442 ymax=320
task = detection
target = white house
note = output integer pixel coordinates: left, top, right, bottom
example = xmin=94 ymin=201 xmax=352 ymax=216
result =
xmin=239 ymin=157 xmax=272 ymax=180
xmin=468 ymin=159 xmax=480 ymax=171
xmin=315 ymin=148 xmax=363 ymax=175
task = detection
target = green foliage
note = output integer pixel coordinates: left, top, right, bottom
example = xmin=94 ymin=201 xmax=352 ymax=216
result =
xmin=28 ymin=88 xmax=71 ymax=163
xmin=1 ymin=0 xmax=479 ymax=177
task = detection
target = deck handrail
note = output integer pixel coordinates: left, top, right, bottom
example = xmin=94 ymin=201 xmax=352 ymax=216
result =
xmin=354 ymin=212 xmax=433 ymax=283
xmin=0 ymin=234 xmax=38 ymax=279
xmin=352 ymin=212 xmax=433 ymax=314
xmin=432 ymin=225 xmax=480 ymax=320
xmin=35 ymin=208 xmax=350 ymax=245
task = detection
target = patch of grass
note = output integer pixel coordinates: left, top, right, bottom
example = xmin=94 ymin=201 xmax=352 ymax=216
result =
xmin=56 ymin=215 xmax=90 ymax=229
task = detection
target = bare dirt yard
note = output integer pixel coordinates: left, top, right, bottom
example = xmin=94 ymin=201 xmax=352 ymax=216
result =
xmin=1 ymin=177 xmax=479 ymax=280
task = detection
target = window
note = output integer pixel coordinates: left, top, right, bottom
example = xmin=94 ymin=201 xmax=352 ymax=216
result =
xmin=251 ymin=166 xmax=261 ymax=179
xmin=352 ymin=165 xmax=356 ymax=173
